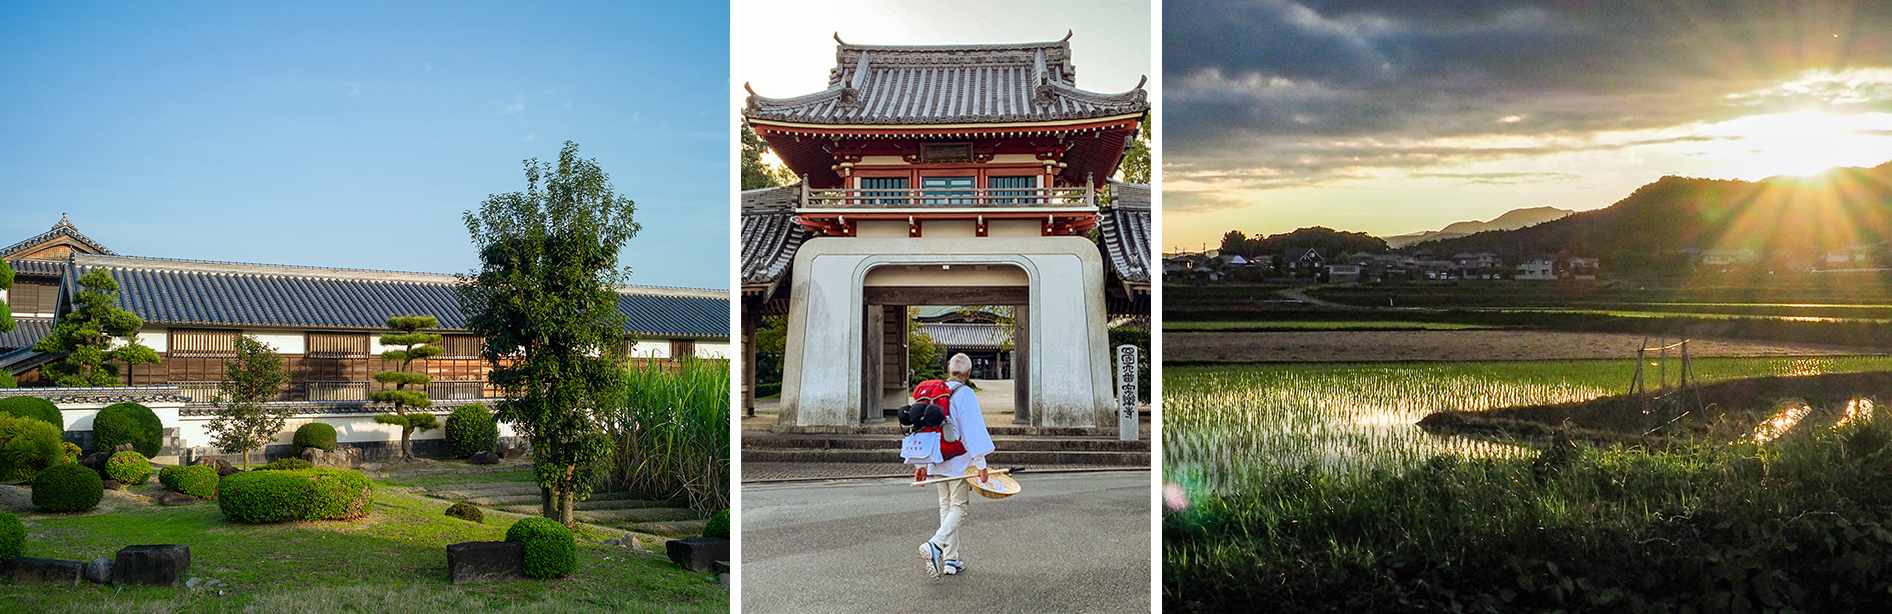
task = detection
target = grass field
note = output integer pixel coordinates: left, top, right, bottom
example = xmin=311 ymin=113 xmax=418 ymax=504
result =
xmin=0 ymin=472 xmax=726 ymax=613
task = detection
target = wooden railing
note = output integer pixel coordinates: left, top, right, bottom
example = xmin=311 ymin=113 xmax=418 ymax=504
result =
xmin=806 ymin=186 xmax=1093 ymax=209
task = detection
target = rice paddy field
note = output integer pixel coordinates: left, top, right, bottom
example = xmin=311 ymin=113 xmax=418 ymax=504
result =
xmin=1163 ymin=355 xmax=1892 ymax=496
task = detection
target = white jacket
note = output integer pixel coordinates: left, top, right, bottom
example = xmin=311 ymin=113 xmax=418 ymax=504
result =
xmin=925 ymin=380 xmax=996 ymax=477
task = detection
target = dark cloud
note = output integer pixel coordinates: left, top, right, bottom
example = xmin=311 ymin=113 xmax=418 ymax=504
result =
xmin=1165 ymin=0 xmax=1892 ymax=189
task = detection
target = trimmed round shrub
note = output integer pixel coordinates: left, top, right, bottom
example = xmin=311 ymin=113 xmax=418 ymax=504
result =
xmin=292 ymin=422 xmax=337 ymax=453
xmin=92 ymin=402 xmax=163 ymax=457
xmin=444 ymin=404 xmax=499 ymax=457
xmin=0 ymin=511 xmax=23 ymax=559
xmin=106 ymin=451 xmax=150 ymax=485
xmin=703 ymin=509 xmax=730 ymax=538
xmin=444 ymin=501 xmax=484 ymax=523
xmin=506 ymin=517 xmax=577 ymax=578
xmin=171 ymin=465 xmax=218 ymax=499
xmin=259 ymin=458 xmax=313 ymax=471
xmin=0 ymin=397 xmax=61 ymax=430
xmin=217 ymin=468 xmax=372 ymax=523
xmin=158 ymin=465 xmax=181 ymax=489
xmin=33 ymin=463 xmax=103 ymax=512
xmin=0 ymin=413 xmax=69 ymax=483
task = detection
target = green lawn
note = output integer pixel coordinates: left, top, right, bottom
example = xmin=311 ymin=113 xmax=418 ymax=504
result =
xmin=1163 ymin=320 xmax=1497 ymax=331
xmin=0 ymin=477 xmax=726 ymax=613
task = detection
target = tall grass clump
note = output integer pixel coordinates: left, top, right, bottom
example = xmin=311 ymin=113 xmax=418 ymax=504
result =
xmin=603 ymin=358 xmax=729 ymax=514
xmin=1166 ymin=402 xmax=1892 ymax=612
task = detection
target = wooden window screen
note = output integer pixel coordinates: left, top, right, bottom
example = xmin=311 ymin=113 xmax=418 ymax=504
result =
xmin=440 ymin=335 xmax=483 ymax=358
xmin=169 ymin=329 xmax=239 ymax=358
xmin=670 ymin=340 xmax=696 ymax=359
xmin=306 ymin=332 xmax=369 ymax=359
xmin=9 ymin=282 xmax=58 ymax=314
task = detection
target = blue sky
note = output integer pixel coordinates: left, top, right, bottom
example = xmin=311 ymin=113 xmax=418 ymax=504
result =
xmin=0 ymin=1 xmax=730 ymax=290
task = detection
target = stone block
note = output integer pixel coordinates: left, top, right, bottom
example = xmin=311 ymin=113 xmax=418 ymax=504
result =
xmin=83 ymin=558 xmax=112 ymax=584
xmin=302 ymin=446 xmax=363 ymax=469
xmin=496 ymin=442 xmax=524 ymax=459
xmin=446 ymin=541 xmax=523 ymax=584
xmin=112 ymin=545 xmax=190 ymax=587
xmin=78 ymin=452 xmax=111 ymax=475
xmin=666 ymin=537 xmax=729 ymax=574
xmin=158 ymin=493 xmax=197 ymax=506
xmin=0 ymin=557 xmax=84 ymax=584
xmin=102 ymin=480 xmax=124 ymax=491
xmin=467 ymin=451 xmax=500 ymax=465
xmin=113 ymin=443 xmax=134 ymax=453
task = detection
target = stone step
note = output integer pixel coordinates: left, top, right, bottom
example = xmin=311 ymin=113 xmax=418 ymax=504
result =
xmin=743 ymin=434 xmax=1149 ymax=452
xmin=462 ymin=494 xmax=540 ymax=506
xmin=740 ymin=448 xmax=1149 ymax=466
xmin=626 ymin=520 xmax=709 ymax=538
xmin=429 ymin=483 xmax=544 ymax=499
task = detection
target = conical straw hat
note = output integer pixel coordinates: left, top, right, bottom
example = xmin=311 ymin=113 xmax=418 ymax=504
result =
xmin=963 ymin=467 xmax=1021 ymax=499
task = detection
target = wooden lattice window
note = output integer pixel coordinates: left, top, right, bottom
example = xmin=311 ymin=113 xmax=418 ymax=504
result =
xmin=306 ymin=332 xmax=369 ymax=359
xmin=440 ymin=335 xmax=483 ymax=358
xmin=168 ymin=329 xmax=239 ymax=358
xmin=7 ymin=281 xmax=58 ymax=315
xmin=670 ymin=340 xmax=696 ymax=359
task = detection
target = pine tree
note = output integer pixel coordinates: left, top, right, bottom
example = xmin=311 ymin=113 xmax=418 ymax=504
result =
xmin=32 ymin=269 xmax=159 ymax=386
xmin=0 ymin=260 xmax=13 ymax=387
xmin=371 ymin=315 xmax=442 ymax=460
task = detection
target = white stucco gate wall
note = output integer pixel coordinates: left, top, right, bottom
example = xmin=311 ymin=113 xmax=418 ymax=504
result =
xmin=778 ymin=236 xmax=1113 ymax=429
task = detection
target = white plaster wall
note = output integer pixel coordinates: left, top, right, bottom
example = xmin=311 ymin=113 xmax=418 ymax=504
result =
xmin=136 ymin=328 xmax=168 ymax=353
xmin=249 ymin=331 xmax=304 ymax=354
xmin=923 ymin=220 xmax=977 ymax=238
xmin=695 ymin=342 xmax=731 ymax=359
xmin=987 ymin=220 xmax=1042 ymax=237
xmin=628 ymin=341 xmax=670 ymax=360
xmin=862 ymin=265 xmax=1029 ymax=287
xmin=855 ymin=221 xmax=908 ymax=238
xmin=60 ymin=402 xmax=184 ymax=441
xmin=781 ymin=236 xmax=1112 ymax=428
xmin=173 ymin=409 xmax=519 ymax=450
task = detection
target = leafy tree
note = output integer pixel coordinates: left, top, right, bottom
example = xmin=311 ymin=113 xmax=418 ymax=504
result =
xmin=206 ymin=334 xmax=289 ymax=468
xmin=0 ymin=260 xmax=13 ymax=342
xmin=1118 ymin=113 xmax=1152 ymax=184
xmin=32 ymin=269 xmax=159 ymax=386
xmin=458 ymin=141 xmax=638 ymax=524
xmin=906 ymin=307 xmax=945 ymax=383
xmin=370 ymin=315 xmax=442 ymax=460
xmin=741 ymin=123 xmax=796 ymax=190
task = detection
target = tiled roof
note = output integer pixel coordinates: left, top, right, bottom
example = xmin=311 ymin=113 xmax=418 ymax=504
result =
xmin=745 ymin=39 xmax=1148 ymax=126
xmin=68 ymin=254 xmax=728 ymax=339
xmin=0 ymin=385 xmax=188 ymax=404
xmin=5 ymin=259 xmax=68 ymax=277
xmin=919 ymin=322 xmax=1011 ymax=350
xmin=0 ymin=318 xmax=54 ymax=352
xmin=740 ymin=185 xmax=809 ymax=287
xmin=177 ymin=399 xmax=484 ymax=417
xmin=0 ymin=216 xmax=115 ymax=259
xmin=1100 ymin=181 xmax=1151 ymax=284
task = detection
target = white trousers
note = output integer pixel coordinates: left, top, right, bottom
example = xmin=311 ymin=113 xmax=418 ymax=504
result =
xmin=930 ymin=478 xmax=971 ymax=561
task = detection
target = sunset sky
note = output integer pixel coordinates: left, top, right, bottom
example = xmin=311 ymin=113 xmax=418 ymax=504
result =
xmin=1163 ymin=0 xmax=1892 ymax=253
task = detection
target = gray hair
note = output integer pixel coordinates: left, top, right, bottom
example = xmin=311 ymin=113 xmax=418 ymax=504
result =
xmin=947 ymin=353 xmax=973 ymax=376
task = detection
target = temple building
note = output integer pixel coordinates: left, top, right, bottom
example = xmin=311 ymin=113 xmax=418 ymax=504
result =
xmin=0 ymin=216 xmax=729 ymax=461
xmin=740 ymin=34 xmax=1151 ymax=430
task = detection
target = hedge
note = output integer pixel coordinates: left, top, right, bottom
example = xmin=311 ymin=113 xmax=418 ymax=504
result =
xmin=444 ymin=501 xmax=484 ymax=524
xmin=444 ymin=404 xmax=499 ymax=457
xmin=171 ymin=465 xmax=218 ymax=499
xmin=0 ymin=413 xmax=68 ymax=483
xmin=0 ymin=511 xmax=22 ymax=559
xmin=0 ymin=397 xmax=61 ymax=430
xmin=106 ymin=451 xmax=150 ymax=485
xmin=218 ymin=468 xmax=373 ymax=523
xmin=506 ymin=517 xmax=577 ymax=578
xmin=158 ymin=465 xmax=181 ymax=489
xmin=93 ymin=402 xmax=163 ymax=457
xmin=33 ymin=463 xmax=103 ymax=512
xmin=703 ymin=509 xmax=730 ymax=538
xmin=259 ymin=458 xmax=313 ymax=471
xmin=292 ymin=422 xmax=337 ymax=453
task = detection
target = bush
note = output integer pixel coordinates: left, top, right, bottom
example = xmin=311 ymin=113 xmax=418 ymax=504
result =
xmin=0 ymin=511 xmax=21 ymax=558
xmin=444 ymin=501 xmax=484 ymax=523
xmin=93 ymin=402 xmax=163 ymax=457
xmin=217 ymin=468 xmax=372 ymax=523
xmin=755 ymin=382 xmax=781 ymax=398
xmin=158 ymin=465 xmax=181 ymax=489
xmin=0 ymin=397 xmax=61 ymax=430
xmin=259 ymin=458 xmax=313 ymax=471
xmin=61 ymin=441 xmax=81 ymax=461
xmin=444 ymin=404 xmax=499 ymax=457
xmin=171 ymin=465 xmax=218 ymax=499
xmin=106 ymin=451 xmax=150 ymax=485
xmin=32 ymin=463 xmax=103 ymax=512
xmin=703 ymin=508 xmax=729 ymax=538
xmin=506 ymin=517 xmax=577 ymax=578
xmin=292 ymin=422 xmax=337 ymax=453
xmin=0 ymin=371 xmax=14 ymax=389
xmin=0 ymin=413 xmax=69 ymax=483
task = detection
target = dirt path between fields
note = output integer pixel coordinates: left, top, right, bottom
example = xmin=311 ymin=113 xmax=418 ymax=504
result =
xmin=1165 ymin=330 xmax=1881 ymax=362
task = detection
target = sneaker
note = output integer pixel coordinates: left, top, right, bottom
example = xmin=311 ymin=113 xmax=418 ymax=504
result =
xmin=943 ymin=560 xmax=964 ymax=575
xmin=919 ymin=542 xmax=943 ymax=579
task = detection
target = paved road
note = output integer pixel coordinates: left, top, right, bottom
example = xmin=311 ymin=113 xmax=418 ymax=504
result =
xmin=741 ymin=471 xmax=1151 ymax=614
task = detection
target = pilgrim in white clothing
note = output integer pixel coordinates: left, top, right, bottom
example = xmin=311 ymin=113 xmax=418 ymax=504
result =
xmin=916 ymin=353 xmax=996 ymax=578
